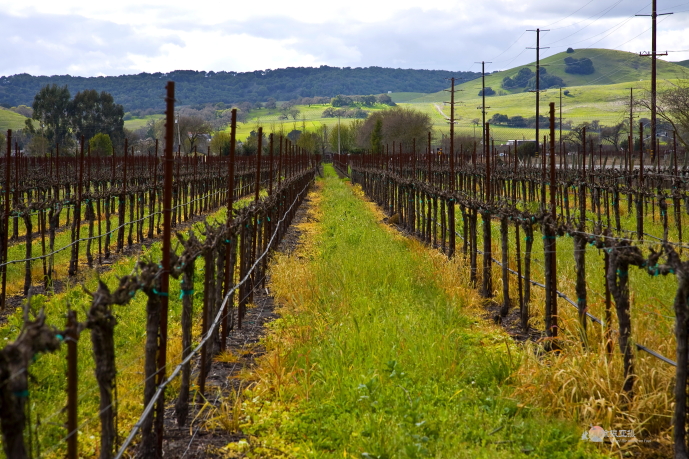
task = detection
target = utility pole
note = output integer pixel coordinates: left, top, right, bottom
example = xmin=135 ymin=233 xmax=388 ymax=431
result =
xmin=475 ymin=61 xmax=492 ymax=161
xmin=528 ymin=28 xmax=550 ymax=158
xmin=444 ymin=77 xmax=462 ymax=258
xmin=445 ymin=77 xmax=464 ymax=168
xmin=446 ymin=77 xmax=457 ymax=179
xmin=637 ymin=0 xmax=671 ymax=165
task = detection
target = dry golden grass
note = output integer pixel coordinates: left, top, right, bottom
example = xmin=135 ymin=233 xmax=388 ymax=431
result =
xmin=393 ymin=208 xmax=677 ymax=455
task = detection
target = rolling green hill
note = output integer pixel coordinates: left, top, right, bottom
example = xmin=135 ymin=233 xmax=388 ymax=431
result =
xmin=404 ymin=80 xmax=652 ymax=138
xmin=123 ymin=114 xmax=164 ymax=130
xmin=228 ymin=78 xmax=657 ymax=146
xmin=0 ymin=109 xmax=28 ymax=132
xmin=411 ymin=49 xmax=688 ymax=104
xmin=674 ymin=59 xmax=689 ymax=69
xmin=388 ymin=92 xmax=429 ymax=103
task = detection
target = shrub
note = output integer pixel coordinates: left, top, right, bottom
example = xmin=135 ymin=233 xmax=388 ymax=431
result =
xmin=89 ymin=133 xmax=113 ymax=156
xmin=564 ymin=57 xmax=595 ymax=75
xmin=517 ymin=141 xmax=538 ymax=158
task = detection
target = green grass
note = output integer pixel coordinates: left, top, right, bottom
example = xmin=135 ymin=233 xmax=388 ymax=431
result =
xmin=389 ymin=92 xmax=429 ymax=103
xmin=0 ymin=109 xmax=28 ymax=132
xmin=399 ymin=48 xmax=689 ymax=144
xmin=123 ymin=114 xmax=164 ymax=130
xmin=232 ymin=73 xmax=683 ymax=146
xmin=230 ymin=165 xmax=607 ymax=458
xmin=416 ymin=49 xmax=688 ymax=101
xmin=232 ymin=103 xmax=394 ymax=141
xmin=400 ymin=78 xmax=687 ymax=143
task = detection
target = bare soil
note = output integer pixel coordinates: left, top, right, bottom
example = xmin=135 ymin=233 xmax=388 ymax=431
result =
xmin=160 ymin=191 xmax=314 ymax=458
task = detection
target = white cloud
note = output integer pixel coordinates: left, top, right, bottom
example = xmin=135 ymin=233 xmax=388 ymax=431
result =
xmin=0 ymin=0 xmax=687 ymax=76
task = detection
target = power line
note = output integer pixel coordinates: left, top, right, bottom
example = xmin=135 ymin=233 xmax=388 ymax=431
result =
xmin=543 ymin=0 xmax=598 ymax=29
xmin=545 ymin=0 xmax=626 ymax=45
xmin=490 ymin=31 xmax=528 ymax=62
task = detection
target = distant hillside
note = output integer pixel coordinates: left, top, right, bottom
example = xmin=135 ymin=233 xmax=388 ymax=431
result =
xmin=0 ymin=109 xmax=28 ymax=132
xmin=430 ymin=49 xmax=689 ymax=101
xmin=0 ymin=67 xmax=479 ymax=112
xmin=674 ymin=59 xmax=689 ymax=69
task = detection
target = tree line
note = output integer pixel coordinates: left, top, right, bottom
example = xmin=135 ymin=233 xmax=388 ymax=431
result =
xmin=0 ymin=67 xmax=480 ymax=112
xmin=22 ymin=84 xmax=124 ymax=155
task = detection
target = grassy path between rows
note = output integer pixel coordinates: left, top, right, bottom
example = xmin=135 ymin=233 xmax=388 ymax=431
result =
xmin=224 ymin=165 xmax=605 ymax=458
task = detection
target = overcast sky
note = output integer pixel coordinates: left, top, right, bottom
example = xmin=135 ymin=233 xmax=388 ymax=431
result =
xmin=1 ymin=0 xmax=688 ymax=77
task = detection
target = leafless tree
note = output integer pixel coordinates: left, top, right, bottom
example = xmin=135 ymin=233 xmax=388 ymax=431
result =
xmin=600 ymin=122 xmax=626 ymax=150
xmin=178 ymin=115 xmax=212 ymax=154
xmin=357 ymin=107 xmax=432 ymax=151
xmin=637 ymin=78 xmax=689 ymax=150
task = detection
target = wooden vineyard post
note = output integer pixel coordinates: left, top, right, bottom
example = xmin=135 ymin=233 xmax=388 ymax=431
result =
xmin=176 ymin=253 xmax=197 ymax=426
xmin=516 ymin=223 xmax=527 ymax=331
xmin=638 ymin=121 xmax=644 ymax=241
xmin=199 ymin=246 xmax=215 ymax=396
xmin=671 ymin=250 xmax=689 ymax=458
xmin=222 ymin=109 xmax=237 ymax=348
xmin=262 ymin=133 xmax=274 ymax=288
xmin=604 ymin=248 xmax=613 ymax=354
xmin=544 ymin=102 xmax=558 ymax=340
xmin=251 ymin=127 xmax=263 ymax=304
xmin=449 ymin=78 xmax=456 ymax=258
xmin=66 ymin=309 xmax=79 ymax=459
xmin=470 ymin=142 xmax=478 ymax=287
xmin=1 ymin=129 xmax=10 ymax=310
xmin=155 ymin=81 xmax=175 ymax=456
xmin=482 ymin=122 xmax=492 ymax=298
xmin=68 ymin=136 xmax=85 ymax=276
xmin=499 ymin=216 xmax=510 ymax=317
xmin=427 ymin=133 xmax=432 ymax=244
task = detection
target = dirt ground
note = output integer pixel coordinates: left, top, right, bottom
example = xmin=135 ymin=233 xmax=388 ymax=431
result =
xmin=159 ymin=190 xmax=314 ymax=458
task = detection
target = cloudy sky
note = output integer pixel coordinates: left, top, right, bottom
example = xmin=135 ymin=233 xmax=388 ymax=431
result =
xmin=1 ymin=0 xmax=688 ymax=77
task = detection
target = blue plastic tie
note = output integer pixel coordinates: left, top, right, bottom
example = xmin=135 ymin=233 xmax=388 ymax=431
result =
xmin=152 ymin=288 xmax=168 ymax=297
xmin=179 ymin=289 xmax=195 ymax=299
